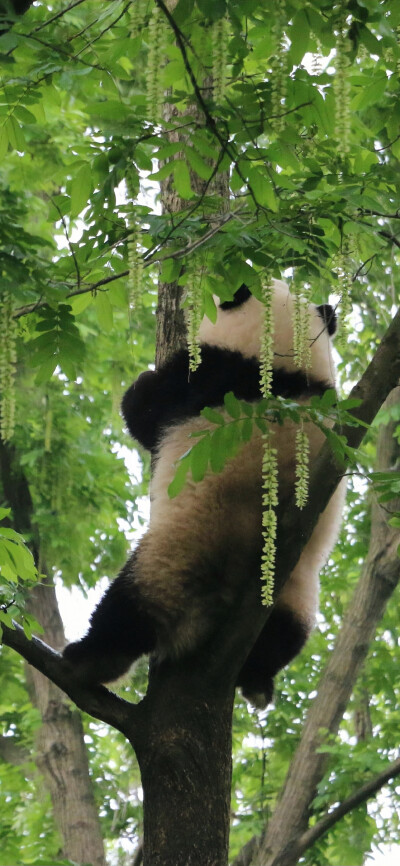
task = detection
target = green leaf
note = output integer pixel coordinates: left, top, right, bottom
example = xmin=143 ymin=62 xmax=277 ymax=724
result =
xmin=0 ymin=610 xmax=15 ymax=629
xmin=190 ymin=434 xmax=210 ymax=482
xmin=290 ymin=11 xmax=310 ymax=65
xmin=160 ymin=257 xmax=182 ymax=283
xmin=247 ymin=167 xmax=278 ymax=211
xmin=7 ymin=115 xmax=25 ymax=151
xmin=70 ymin=293 xmax=93 ymax=315
xmin=209 ymin=426 xmax=228 ymax=474
xmin=201 ymin=407 xmax=225 ymax=425
xmin=95 ymin=292 xmax=113 ymax=332
xmin=34 ymin=357 xmax=58 ymax=385
xmin=240 ymin=417 xmax=253 ymax=442
xmin=168 ymin=455 xmax=191 ymax=498
xmin=184 ymin=146 xmax=212 ymax=181
xmin=196 ymin=0 xmax=226 ymax=21
xmin=173 ymin=160 xmax=193 ymax=199
xmin=0 ymin=121 xmax=8 ymax=159
xmin=70 ymin=164 xmax=92 ymax=218
xmin=224 ymin=392 xmax=240 ymax=419
xmin=203 ymin=291 xmax=217 ymax=324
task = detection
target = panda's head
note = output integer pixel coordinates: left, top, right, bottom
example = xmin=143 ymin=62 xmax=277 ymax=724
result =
xmin=197 ymin=280 xmax=337 ymax=385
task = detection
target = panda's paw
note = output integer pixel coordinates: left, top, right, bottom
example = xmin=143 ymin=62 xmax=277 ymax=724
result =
xmin=63 ymin=638 xmax=133 ymax=686
xmin=62 ymin=639 xmax=102 ymax=684
xmin=241 ymin=677 xmax=274 ymax=710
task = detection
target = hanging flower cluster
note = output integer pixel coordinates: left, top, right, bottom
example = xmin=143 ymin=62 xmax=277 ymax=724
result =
xmin=261 ymin=429 xmax=279 ymax=606
xmin=130 ymin=0 xmax=148 ymax=39
xmin=293 ymin=280 xmax=311 ymax=371
xmin=127 ymin=214 xmax=144 ymax=309
xmin=295 ymin=423 xmax=310 ymax=509
xmin=125 ymin=167 xmax=143 ymax=309
xmin=44 ymin=401 xmax=53 ymax=453
xmin=335 ymin=237 xmax=353 ymax=343
xmin=334 ymin=3 xmax=351 ymax=156
xmin=260 ymin=275 xmax=274 ymax=397
xmin=146 ymin=3 xmax=167 ymax=120
xmin=211 ymin=15 xmax=229 ymax=103
xmin=0 ymin=291 xmax=17 ymax=442
xmin=270 ymin=0 xmax=287 ymax=133
xmin=186 ymin=257 xmax=205 ymax=372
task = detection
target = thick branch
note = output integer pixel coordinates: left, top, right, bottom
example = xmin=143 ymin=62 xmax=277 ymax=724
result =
xmin=254 ymin=385 xmax=400 ymax=866
xmin=232 ymin=757 xmax=400 ymax=866
xmin=1 ymin=622 xmax=136 ymax=738
xmin=287 ymin=756 xmax=400 ymax=862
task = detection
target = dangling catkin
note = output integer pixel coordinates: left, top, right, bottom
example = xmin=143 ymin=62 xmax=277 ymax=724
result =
xmin=211 ymin=16 xmax=229 ymax=103
xmin=146 ymin=3 xmax=167 ymax=120
xmin=186 ymin=257 xmax=204 ymax=372
xmin=270 ymin=0 xmax=287 ymax=133
xmin=130 ymin=0 xmax=148 ymax=39
xmin=126 ymin=168 xmax=143 ymax=309
xmin=335 ymin=236 xmax=352 ymax=345
xmin=295 ymin=423 xmax=310 ymax=509
xmin=260 ymin=276 xmax=274 ymax=397
xmin=127 ymin=215 xmax=144 ymax=309
xmin=292 ymin=280 xmax=311 ymax=371
xmin=334 ymin=2 xmax=351 ymax=156
xmin=261 ymin=429 xmax=278 ymax=606
xmin=0 ymin=291 xmax=17 ymax=442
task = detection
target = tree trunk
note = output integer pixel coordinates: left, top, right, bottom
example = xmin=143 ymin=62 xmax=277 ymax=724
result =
xmin=141 ymin=36 xmax=233 ymax=861
xmin=134 ymin=663 xmax=234 ymax=866
xmin=26 ymin=582 xmax=107 ymax=866
xmin=0 ymin=441 xmax=106 ymax=866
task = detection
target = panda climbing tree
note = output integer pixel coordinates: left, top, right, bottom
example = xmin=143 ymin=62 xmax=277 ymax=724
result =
xmin=63 ymin=281 xmax=346 ymax=709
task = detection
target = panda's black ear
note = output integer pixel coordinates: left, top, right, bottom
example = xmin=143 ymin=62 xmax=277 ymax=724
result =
xmin=317 ymin=304 xmax=337 ymax=336
xmin=219 ymin=284 xmax=251 ymax=310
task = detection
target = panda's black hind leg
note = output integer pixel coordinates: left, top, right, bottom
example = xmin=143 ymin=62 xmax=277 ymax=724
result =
xmin=63 ymin=553 xmax=157 ymax=685
xmin=236 ymin=606 xmax=309 ymax=708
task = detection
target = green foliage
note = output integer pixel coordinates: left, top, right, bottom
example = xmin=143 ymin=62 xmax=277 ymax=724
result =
xmin=0 ymin=0 xmax=398 ymax=863
xmin=0 ymin=507 xmax=38 ymax=638
xmin=168 ymin=391 xmax=368 ymax=496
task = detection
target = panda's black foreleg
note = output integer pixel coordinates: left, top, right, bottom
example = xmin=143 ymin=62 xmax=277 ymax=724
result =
xmin=236 ymin=605 xmax=309 ymax=708
xmin=63 ymin=552 xmax=156 ymax=685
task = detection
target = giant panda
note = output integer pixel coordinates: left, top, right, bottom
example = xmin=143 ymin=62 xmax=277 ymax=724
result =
xmin=63 ymin=280 xmax=344 ymax=707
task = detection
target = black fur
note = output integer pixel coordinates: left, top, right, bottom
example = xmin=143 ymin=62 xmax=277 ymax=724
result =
xmin=219 ymin=283 xmax=252 ymax=309
xmin=122 ymin=347 xmax=329 ymax=453
xmin=317 ymin=303 xmax=337 ymax=336
xmin=236 ymin=607 xmax=309 ymax=705
xmin=63 ymin=553 xmax=157 ymax=684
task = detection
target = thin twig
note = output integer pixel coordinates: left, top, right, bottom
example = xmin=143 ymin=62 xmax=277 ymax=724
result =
xmin=13 ymin=211 xmax=237 ymax=319
xmin=31 ymin=0 xmax=89 ymax=33
xmin=51 ymin=198 xmax=81 ymax=289
xmin=296 ymin=756 xmax=400 ymax=856
xmin=233 ymin=757 xmax=400 ymax=866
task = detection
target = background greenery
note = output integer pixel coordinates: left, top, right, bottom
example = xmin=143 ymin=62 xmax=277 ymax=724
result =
xmin=0 ymin=1 xmax=399 ymax=864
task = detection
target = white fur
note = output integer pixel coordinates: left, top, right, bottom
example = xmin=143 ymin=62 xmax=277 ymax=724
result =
xmin=137 ymin=279 xmax=344 ymax=652
xmin=198 ymin=278 xmax=336 ymax=386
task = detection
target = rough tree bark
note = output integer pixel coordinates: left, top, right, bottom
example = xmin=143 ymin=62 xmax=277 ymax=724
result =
xmin=0 ymin=442 xmax=106 ymax=866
